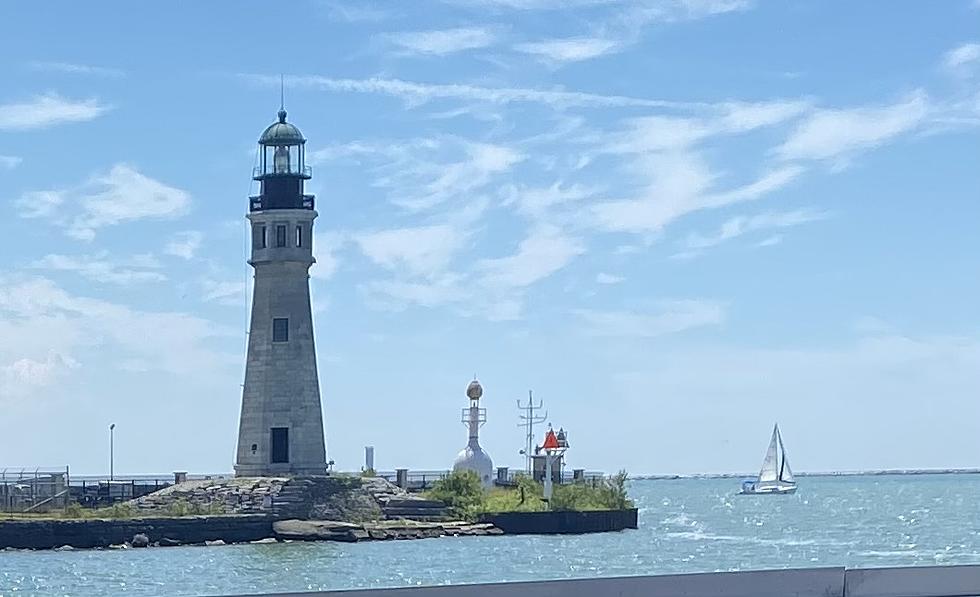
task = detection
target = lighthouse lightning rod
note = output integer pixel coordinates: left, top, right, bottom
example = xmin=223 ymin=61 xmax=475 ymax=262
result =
xmin=517 ymin=390 xmax=547 ymax=475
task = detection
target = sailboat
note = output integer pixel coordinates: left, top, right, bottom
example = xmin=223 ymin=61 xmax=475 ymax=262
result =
xmin=739 ymin=424 xmax=797 ymax=495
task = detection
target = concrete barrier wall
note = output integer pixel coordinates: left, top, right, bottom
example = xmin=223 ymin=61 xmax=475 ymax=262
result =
xmin=478 ymin=508 xmax=638 ymax=534
xmin=229 ymin=565 xmax=980 ymax=597
xmin=845 ymin=565 xmax=980 ymax=597
xmin=0 ymin=515 xmax=273 ymax=549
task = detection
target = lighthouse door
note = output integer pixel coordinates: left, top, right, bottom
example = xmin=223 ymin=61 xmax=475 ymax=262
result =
xmin=271 ymin=427 xmax=289 ymax=463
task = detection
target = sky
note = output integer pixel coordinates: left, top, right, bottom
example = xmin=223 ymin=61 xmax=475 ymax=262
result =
xmin=1 ymin=1 xmax=979 ymax=477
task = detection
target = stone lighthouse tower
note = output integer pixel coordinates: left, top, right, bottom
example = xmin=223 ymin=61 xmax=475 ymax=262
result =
xmin=235 ymin=106 xmax=327 ymax=477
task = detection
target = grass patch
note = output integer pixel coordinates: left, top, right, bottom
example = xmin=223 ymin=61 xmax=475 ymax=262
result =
xmin=425 ymin=470 xmax=635 ymax=521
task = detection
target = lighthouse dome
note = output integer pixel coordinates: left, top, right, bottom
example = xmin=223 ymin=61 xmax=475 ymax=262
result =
xmin=453 ymin=444 xmax=494 ymax=488
xmin=259 ymin=109 xmax=305 ymax=145
xmin=466 ymin=379 xmax=483 ymax=400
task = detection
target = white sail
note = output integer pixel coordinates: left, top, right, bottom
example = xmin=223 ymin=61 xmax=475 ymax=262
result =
xmin=757 ymin=426 xmax=779 ymax=484
xmin=777 ymin=430 xmax=795 ymax=485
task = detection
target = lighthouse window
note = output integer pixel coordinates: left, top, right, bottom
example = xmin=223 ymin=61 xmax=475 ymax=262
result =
xmin=276 ymin=225 xmax=287 ymax=247
xmin=295 ymin=225 xmax=302 ymax=248
xmin=253 ymin=225 xmax=267 ymax=249
xmin=272 ymin=318 xmax=289 ymax=343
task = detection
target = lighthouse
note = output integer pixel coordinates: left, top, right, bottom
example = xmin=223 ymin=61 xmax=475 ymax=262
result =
xmin=234 ymin=106 xmax=328 ymax=477
xmin=453 ymin=378 xmax=494 ymax=487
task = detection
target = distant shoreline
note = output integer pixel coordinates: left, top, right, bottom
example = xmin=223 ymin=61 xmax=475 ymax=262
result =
xmin=633 ymin=469 xmax=980 ymax=480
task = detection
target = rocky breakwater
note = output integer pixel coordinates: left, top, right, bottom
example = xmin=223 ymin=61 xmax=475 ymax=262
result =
xmin=273 ymin=519 xmax=502 ymax=542
xmin=130 ymin=475 xmax=451 ymax=522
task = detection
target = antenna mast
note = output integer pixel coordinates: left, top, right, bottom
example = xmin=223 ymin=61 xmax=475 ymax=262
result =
xmin=517 ymin=390 xmax=547 ymax=475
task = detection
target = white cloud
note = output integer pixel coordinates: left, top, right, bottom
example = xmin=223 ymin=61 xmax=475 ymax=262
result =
xmin=385 ymin=27 xmax=498 ymax=55
xmin=201 ymin=279 xmax=246 ymax=305
xmin=1 ymin=351 xmax=79 ymax=397
xmin=477 ymin=225 xmax=584 ymax=289
xmin=14 ymin=190 xmax=64 ymax=218
xmin=511 ymin=0 xmax=753 ymax=65
xmin=356 ymin=224 xmax=465 ymax=277
xmin=443 ymin=0 xmax=615 ymax=8
xmin=164 ymin=231 xmax=203 ymax=260
xmin=16 ymin=164 xmax=191 ymax=240
xmin=399 ymin=141 xmax=522 ymax=211
xmin=755 ymin=234 xmax=782 ymax=248
xmin=324 ymin=1 xmax=391 ymax=22
xmin=685 ymin=208 xmax=828 ymax=250
xmin=596 ymin=272 xmax=624 ymax=284
xmin=515 ymin=37 xmax=621 ymax=64
xmin=0 ymin=276 xmax=237 ymax=400
xmin=592 ymin=148 xmax=803 ymax=234
xmin=942 ymin=42 xmax=980 ymax=73
xmin=251 ymin=74 xmax=699 ymax=110
xmin=777 ymin=92 xmax=929 ymax=161
xmin=362 ymin=274 xmax=469 ymax=311
xmin=572 ymin=300 xmax=725 ymax=337
xmin=0 ymin=94 xmax=110 ymax=131
xmin=325 ymin=137 xmax=523 ymax=211
xmin=0 ymin=155 xmax=22 ymax=169
xmin=312 ymin=232 xmax=345 ymax=280
xmin=27 ymin=61 xmax=125 ymax=77
xmin=609 ymin=100 xmax=810 ymax=153
xmin=31 ymin=252 xmax=166 ymax=286
xmin=502 ymin=182 xmax=598 ymax=218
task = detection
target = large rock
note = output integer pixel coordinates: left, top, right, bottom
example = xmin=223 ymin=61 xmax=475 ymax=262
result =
xmin=273 ymin=519 xmax=361 ymax=540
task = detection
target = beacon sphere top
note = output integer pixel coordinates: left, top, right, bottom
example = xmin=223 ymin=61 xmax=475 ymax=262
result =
xmin=259 ymin=109 xmax=306 ymax=145
xmin=466 ymin=379 xmax=483 ymax=400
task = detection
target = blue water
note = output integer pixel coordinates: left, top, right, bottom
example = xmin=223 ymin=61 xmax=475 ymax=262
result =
xmin=2 ymin=475 xmax=980 ymax=596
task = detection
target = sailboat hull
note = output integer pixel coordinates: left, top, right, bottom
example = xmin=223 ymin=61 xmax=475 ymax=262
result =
xmin=738 ymin=485 xmax=797 ymax=496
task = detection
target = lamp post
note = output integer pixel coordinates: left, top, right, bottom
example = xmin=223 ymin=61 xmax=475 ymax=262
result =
xmin=109 ymin=424 xmax=115 ymax=481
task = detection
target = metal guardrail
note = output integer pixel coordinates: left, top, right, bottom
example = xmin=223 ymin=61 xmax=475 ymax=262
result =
xmin=252 ymin=165 xmax=312 ymax=178
xmin=224 ymin=565 xmax=980 ymax=597
xmin=372 ymin=469 xmax=607 ymax=491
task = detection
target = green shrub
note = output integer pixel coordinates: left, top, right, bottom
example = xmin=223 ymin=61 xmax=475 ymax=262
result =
xmin=62 ymin=502 xmax=86 ymax=518
xmin=425 ymin=470 xmax=485 ymax=520
xmin=360 ymin=468 xmax=377 ymax=478
xmin=97 ymin=503 xmax=137 ymax=519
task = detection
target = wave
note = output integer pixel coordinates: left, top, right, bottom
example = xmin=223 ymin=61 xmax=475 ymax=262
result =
xmin=665 ymin=531 xmax=858 ymax=548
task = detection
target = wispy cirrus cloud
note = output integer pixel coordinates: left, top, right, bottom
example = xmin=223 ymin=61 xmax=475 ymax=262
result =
xmin=200 ymin=279 xmax=246 ymax=306
xmin=942 ymin=42 xmax=980 ymax=75
xmin=513 ymin=0 xmax=753 ymax=65
xmin=323 ymin=1 xmax=392 ymax=22
xmin=776 ymin=91 xmax=929 ymax=162
xmin=684 ymin=209 xmax=829 ymax=251
xmin=595 ymin=272 xmax=624 ymax=285
xmin=442 ymin=0 xmax=615 ymax=9
xmin=356 ymin=224 xmax=467 ymax=277
xmin=248 ymin=73 xmax=704 ymax=109
xmin=15 ymin=164 xmax=191 ymax=240
xmin=164 ymin=231 xmax=203 ymax=260
xmin=515 ymin=37 xmax=621 ymax=64
xmin=0 ymin=276 xmax=237 ymax=393
xmin=315 ymin=136 xmax=523 ymax=211
xmin=0 ymin=94 xmax=111 ymax=131
xmin=31 ymin=253 xmax=166 ymax=286
xmin=383 ymin=27 xmax=499 ymax=55
xmin=477 ymin=224 xmax=584 ymax=291
xmin=27 ymin=61 xmax=125 ymax=78
xmin=572 ymin=300 xmax=726 ymax=337
xmin=591 ymin=153 xmax=804 ymax=234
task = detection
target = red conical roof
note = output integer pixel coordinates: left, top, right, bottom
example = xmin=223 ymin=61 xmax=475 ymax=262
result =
xmin=541 ymin=429 xmax=560 ymax=451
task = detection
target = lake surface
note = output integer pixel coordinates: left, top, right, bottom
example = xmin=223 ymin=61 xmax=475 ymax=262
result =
xmin=2 ymin=475 xmax=980 ymax=596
